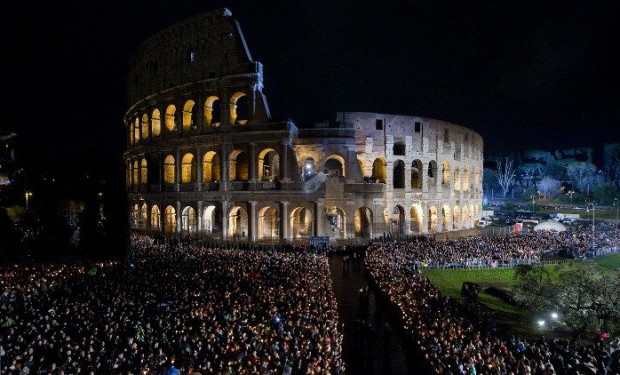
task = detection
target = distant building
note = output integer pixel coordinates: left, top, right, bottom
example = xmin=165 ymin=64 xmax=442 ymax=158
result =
xmin=124 ymin=8 xmax=484 ymax=241
xmin=0 ymin=130 xmax=17 ymax=186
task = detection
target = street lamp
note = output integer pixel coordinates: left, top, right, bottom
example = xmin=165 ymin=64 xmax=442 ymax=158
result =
xmin=568 ymin=190 xmax=575 ymax=204
xmin=25 ymin=191 xmax=33 ymax=210
xmin=587 ymin=201 xmax=596 ymax=251
xmin=614 ymin=198 xmax=619 ymax=231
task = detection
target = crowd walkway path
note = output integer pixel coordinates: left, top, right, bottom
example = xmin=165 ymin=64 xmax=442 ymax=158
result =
xmin=328 ymin=252 xmax=426 ymax=374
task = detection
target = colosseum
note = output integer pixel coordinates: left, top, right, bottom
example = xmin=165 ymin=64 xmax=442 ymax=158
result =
xmin=124 ymin=8 xmax=484 ymax=243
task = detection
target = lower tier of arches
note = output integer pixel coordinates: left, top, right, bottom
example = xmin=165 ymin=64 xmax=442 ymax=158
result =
xmin=129 ymin=199 xmax=482 ymax=241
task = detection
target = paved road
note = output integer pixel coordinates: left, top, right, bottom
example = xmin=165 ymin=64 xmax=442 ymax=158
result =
xmin=328 ymin=253 xmax=429 ymax=375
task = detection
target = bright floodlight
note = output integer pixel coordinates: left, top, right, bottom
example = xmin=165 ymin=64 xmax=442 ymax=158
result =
xmin=551 ymin=312 xmax=559 ymax=320
xmin=537 ymin=320 xmax=545 ymax=327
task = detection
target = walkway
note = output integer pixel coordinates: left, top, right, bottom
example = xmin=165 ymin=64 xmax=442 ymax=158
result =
xmin=328 ymin=252 xmax=429 ymax=375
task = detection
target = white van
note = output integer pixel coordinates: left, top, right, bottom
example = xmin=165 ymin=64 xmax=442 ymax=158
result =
xmin=477 ymin=217 xmax=493 ymax=227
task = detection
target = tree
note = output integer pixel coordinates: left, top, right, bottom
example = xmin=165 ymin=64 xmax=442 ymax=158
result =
xmin=537 ymin=176 xmax=561 ymax=199
xmin=513 ymin=262 xmax=620 ymax=340
xmin=491 ymin=157 xmax=517 ymax=198
xmin=566 ymin=162 xmax=599 ymax=194
xmin=593 ymin=182 xmax=620 ymax=206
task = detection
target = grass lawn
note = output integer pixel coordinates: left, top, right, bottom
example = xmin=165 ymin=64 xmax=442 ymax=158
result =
xmin=422 ymin=254 xmax=620 ymax=340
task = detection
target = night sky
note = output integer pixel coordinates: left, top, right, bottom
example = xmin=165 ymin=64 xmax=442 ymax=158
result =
xmin=4 ymin=0 xmax=619 ymax=170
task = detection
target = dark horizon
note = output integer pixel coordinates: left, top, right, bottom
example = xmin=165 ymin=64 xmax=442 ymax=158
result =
xmin=4 ymin=0 xmax=619 ymax=166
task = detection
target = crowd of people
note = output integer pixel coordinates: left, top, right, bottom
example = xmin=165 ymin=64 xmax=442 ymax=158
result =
xmin=365 ymin=225 xmax=620 ymax=374
xmin=0 ymin=235 xmax=344 ymax=374
xmin=2 ymin=221 xmax=620 ymax=374
xmin=383 ymin=221 xmax=620 ymax=270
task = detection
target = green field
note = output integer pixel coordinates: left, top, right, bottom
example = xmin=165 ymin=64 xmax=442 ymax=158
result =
xmin=422 ymin=254 xmax=620 ymax=339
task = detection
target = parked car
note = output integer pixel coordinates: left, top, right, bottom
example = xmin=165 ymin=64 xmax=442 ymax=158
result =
xmin=561 ymin=218 xmax=577 ymax=225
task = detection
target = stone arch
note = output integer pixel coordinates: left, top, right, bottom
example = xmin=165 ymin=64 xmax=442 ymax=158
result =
xmin=462 ymin=205 xmax=470 ymax=227
xmin=132 ymin=160 xmax=139 ymax=186
xmin=134 ymin=118 xmax=140 ymax=144
xmin=258 ymin=148 xmax=280 ymax=181
xmin=454 ymin=167 xmax=461 ymax=191
xmin=202 ymin=204 xmax=220 ymax=234
xmin=230 ymin=91 xmax=248 ymax=125
xmin=164 ymin=205 xmax=176 ymax=234
xmin=354 ymin=206 xmax=373 ymax=238
xmin=326 ymin=206 xmax=346 ymax=239
xmin=228 ymin=205 xmax=249 ymax=238
xmin=204 ymin=95 xmax=221 ymax=127
xmin=324 ymin=154 xmax=346 ymax=177
xmin=258 ymin=205 xmax=279 ymax=239
xmin=442 ymin=205 xmax=452 ymax=230
xmin=393 ymin=159 xmax=405 ymax=189
xmin=181 ymin=206 xmax=197 ymax=234
xmin=372 ymin=158 xmax=387 ymax=183
xmin=202 ymin=151 xmax=221 ymax=183
xmin=151 ymin=108 xmax=161 ymax=136
xmin=138 ymin=203 xmax=147 ymax=228
xmin=453 ymin=205 xmax=461 ymax=230
xmin=182 ymin=99 xmax=196 ymax=131
xmin=411 ymin=159 xmax=423 ymax=189
xmin=181 ymin=153 xmax=196 ymax=183
xmin=427 ymin=160 xmax=438 ymax=179
xmin=140 ymin=158 xmax=147 ymax=184
xmin=463 ymin=167 xmax=470 ymax=191
xmin=410 ymin=204 xmax=423 ymax=233
xmin=357 ymin=157 xmax=366 ymax=179
xmin=163 ymin=155 xmax=175 ymax=184
xmin=390 ymin=205 xmax=405 ymax=236
xmin=301 ymin=157 xmax=316 ymax=181
xmin=230 ymin=150 xmax=249 ymax=181
xmin=151 ymin=205 xmax=161 ymax=230
xmin=165 ymin=104 xmax=176 ymax=131
xmin=393 ymin=141 xmax=406 ymax=156
xmin=141 ymin=113 xmax=149 ymax=139
xmin=290 ymin=206 xmax=312 ymax=238
xmin=131 ymin=204 xmax=140 ymax=228
xmin=428 ymin=206 xmax=438 ymax=233
xmin=442 ymin=161 xmax=450 ymax=185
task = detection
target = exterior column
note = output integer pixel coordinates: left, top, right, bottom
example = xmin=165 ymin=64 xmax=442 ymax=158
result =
xmin=404 ymin=209 xmax=411 ymax=236
xmin=249 ymin=201 xmax=257 ymax=241
xmin=249 ymin=142 xmax=257 ymax=182
xmin=197 ymin=200 xmax=203 ymax=234
xmin=422 ymin=163 xmax=429 ymax=194
xmin=221 ymin=200 xmax=229 ymax=240
xmin=197 ymin=95 xmax=205 ymax=130
xmin=313 ymin=201 xmax=320 ymax=236
xmin=280 ymin=141 xmax=289 ymax=182
xmin=176 ymin=200 xmax=182 ymax=237
xmin=175 ymin=148 xmax=181 ymax=192
xmin=421 ymin=205 xmax=428 ymax=234
xmin=280 ymin=201 xmax=289 ymax=241
xmin=221 ymin=144 xmax=229 ymax=191
xmin=196 ymin=147 xmax=203 ymax=191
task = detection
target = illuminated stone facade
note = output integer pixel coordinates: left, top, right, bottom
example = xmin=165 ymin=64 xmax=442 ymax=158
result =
xmin=124 ymin=8 xmax=484 ymax=242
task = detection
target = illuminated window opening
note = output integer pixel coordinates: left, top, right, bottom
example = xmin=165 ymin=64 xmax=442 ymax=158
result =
xmin=151 ymin=108 xmax=161 ymax=136
xmin=229 ymin=91 xmax=247 ymax=125
xmin=151 ymin=205 xmax=161 ymax=229
xmin=141 ymin=113 xmax=149 ymax=139
xmin=165 ymin=105 xmax=176 ymax=131
xmin=164 ymin=206 xmax=176 ymax=234
xmin=182 ymin=100 xmax=196 ymax=131
xmin=163 ymin=155 xmax=175 ymax=184
xmin=202 ymin=151 xmax=221 ymax=183
xmin=204 ymin=96 xmax=221 ymax=127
